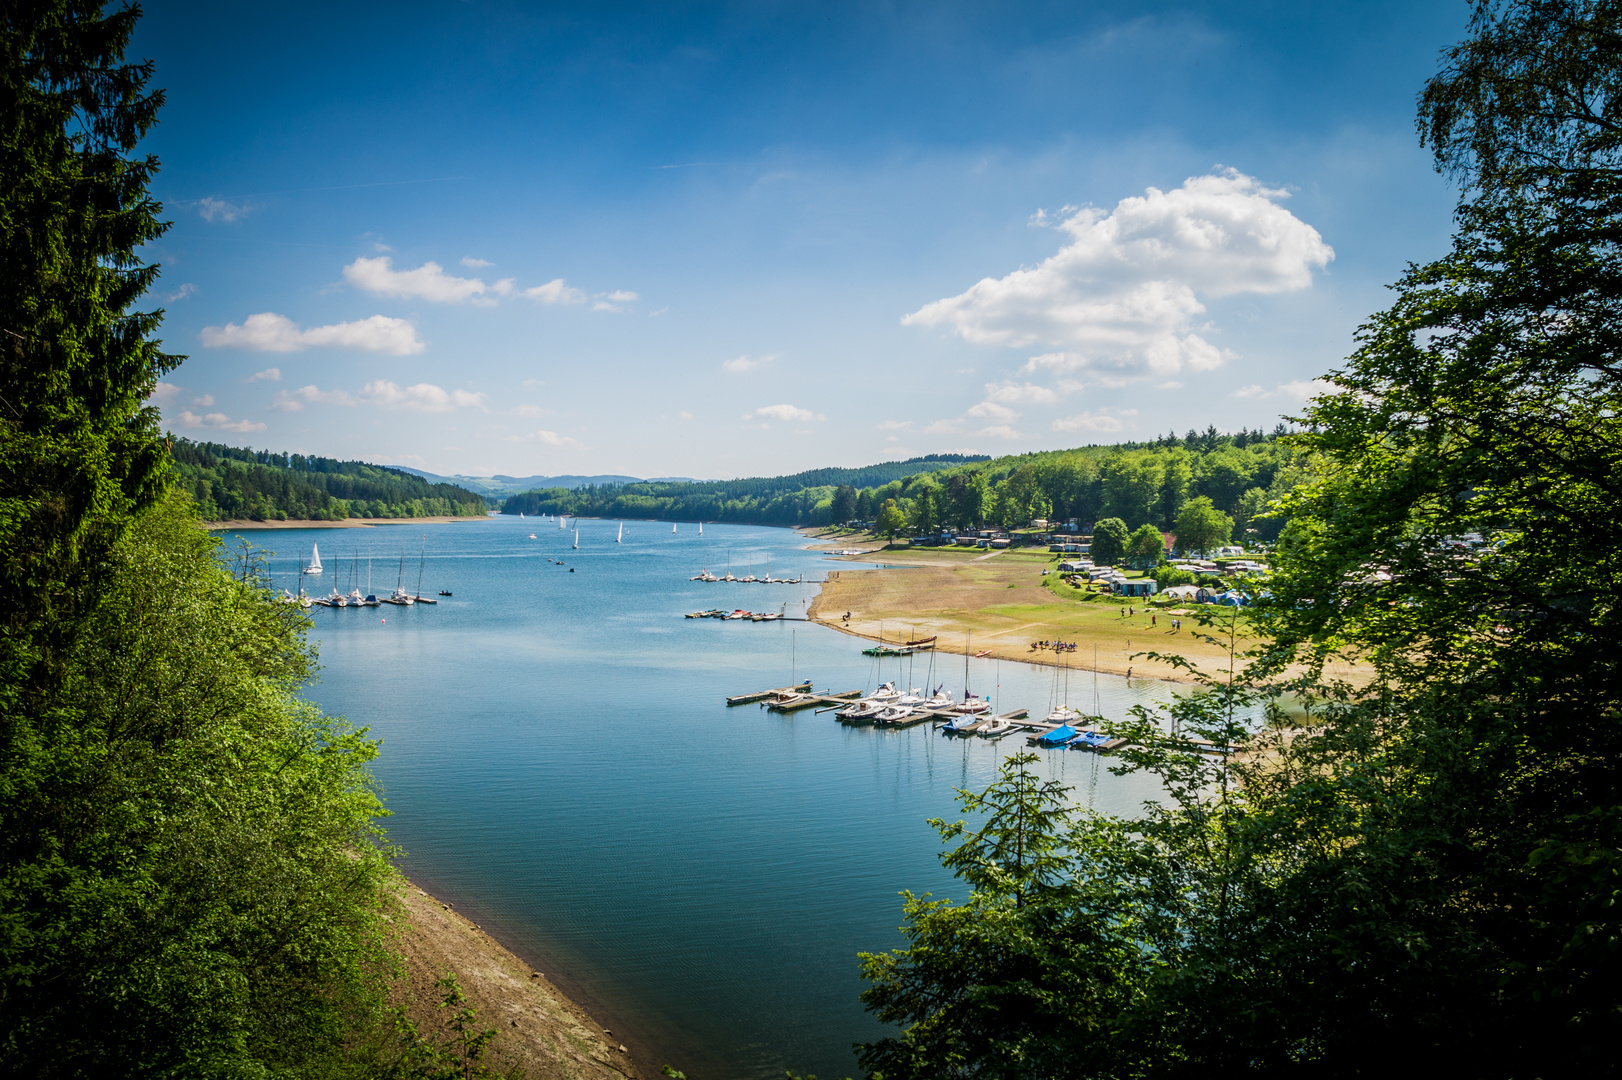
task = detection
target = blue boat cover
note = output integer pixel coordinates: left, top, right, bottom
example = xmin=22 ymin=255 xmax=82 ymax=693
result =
xmin=1070 ymin=730 xmax=1111 ymax=748
xmin=1037 ymin=724 xmax=1076 ymax=746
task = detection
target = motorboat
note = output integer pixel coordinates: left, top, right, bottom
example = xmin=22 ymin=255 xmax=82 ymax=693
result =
xmin=1046 ymin=705 xmax=1080 ymax=724
xmin=977 ymin=717 xmax=1014 ymax=738
xmin=871 ymin=681 xmax=902 ymax=702
xmin=873 ymin=705 xmax=914 ymax=724
xmin=724 ymin=610 xmax=747 ymax=620
xmin=838 ymin=699 xmax=883 ymax=722
xmin=897 ymin=687 xmax=926 ymax=706
xmin=954 ymin=696 xmax=992 ymax=715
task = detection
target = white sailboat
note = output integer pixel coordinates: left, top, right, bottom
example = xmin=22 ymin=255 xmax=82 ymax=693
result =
xmin=617 ymin=522 xmax=623 ymax=543
xmin=698 ymin=521 xmax=703 ymax=536
xmin=558 ymin=515 xmax=566 ymax=530
xmin=303 ymin=543 xmax=323 ymax=576
xmin=672 ymin=523 xmax=677 ymax=534
xmin=573 ymin=527 xmax=579 ymax=550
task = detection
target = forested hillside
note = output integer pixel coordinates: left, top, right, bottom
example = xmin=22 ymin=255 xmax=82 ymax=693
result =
xmin=501 ymin=429 xmax=1299 ymax=541
xmin=499 ymin=452 xmax=988 ymax=524
xmin=172 ymin=438 xmax=487 ymax=521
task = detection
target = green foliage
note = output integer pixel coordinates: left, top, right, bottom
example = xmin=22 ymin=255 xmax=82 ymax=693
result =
xmin=1090 ymin=517 xmax=1129 ymax=565
xmin=0 ymin=497 xmax=402 ymax=1075
xmin=1125 ymin=522 xmax=1164 ymax=566
xmin=830 ymin=483 xmax=857 ymax=525
xmin=1172 ymin=495 xmax=1233 ymax=555
xmin=170 ymin=438 xmax=486 ymax=521
xmin=875 ymin=499 xmax=907 ymax=542
xmin=907 ymin=481 xmax=938 ymax=534
xmin=858 ymin=5 xmax=1622 ymax=1076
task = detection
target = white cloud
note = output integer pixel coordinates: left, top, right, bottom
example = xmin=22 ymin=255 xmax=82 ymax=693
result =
xmin=965 ymin=400 xmax=1018 ymax=421
xmin=201 ymin=312 xmax=425 ymax=355
xmin=1052 ymin=407 xmax=1139 ymax=434
xmin=362 ymin=380 xmax=487 ymax=413
xmin=1157 ymin=380 xmax=1184 ymax=389
xmin=248 ymin=367 xmax=281 ymax=382
xmin=923 ymin=418 xmax=962 ymax=435
xmin=165 ymin=283 xmax=197 ymax=302
xmin=590 ymin=300 xmax=619 ymax=312
xmin=752 ymin=403 xmax=817 ymax=422
xmin=603 ymin=290 xmax=639 ymax=302
xmin=343 ymin=256 xmax=512 ymax=304
xmin=197 ymin=197 xmax=249 ymax=222
xmin=524 ymin=278 xmax=587 ymax=305
xmin=521 ymin=377 xmax=545 ymax=388
xmin=974 ymin=424 xmax=1023 ymax=440
xmin=1232 ymin=378 xmax=1331 ymax=400
xmin=678 ymin=410 xmax=694 ymax=420
xmin=512 ymin=404 xmax=549 ymax=418
xmin=460 ymin=257 xmax=494 ymax=268
xmin=904 ymin=170 xmax=1333 ymax=381
xmin=192 ymin=394 xmax=215 ymax=407
xmin=878 ymin=419 xmax=912 ymax=431
xmin=148 ymin=382 xmax=185 ymax=404
xmin=649 ymin=307 xmax=670 ymax=316
xmin=722 ymin=354 xmax=774 ymax=373
xmin=270 ymin=385 xmax=358 ymax=411
xmin=984 ymin=381 xmax=1058 ymax=406
xmin=175 ymin=409 xmax=266 ymax=433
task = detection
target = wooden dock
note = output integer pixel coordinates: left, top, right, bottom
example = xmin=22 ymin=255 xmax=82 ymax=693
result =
xmin=726 ymin=682 xmax=813 ymax=706
xmin=766 ymin=690 xmax=863 ymax=713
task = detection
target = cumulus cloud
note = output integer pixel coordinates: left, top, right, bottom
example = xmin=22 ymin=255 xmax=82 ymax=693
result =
xmin=983 ymin=381 xmax=1059 ymax=406
xmin=201 ymin=312 xmax=425 ymax=355
xmin=270 ymin=385 xmax=358 ymax=411
xmin=1232 ymin=378 xmax=1333 ymax=400
xmin=362 ymin=380 xmax=486 ymax=413
xmin=878 ymin=419 xmax=913 ymax=431
xmin=147 ymin=381 xmax=185 ymax=404
xmin=965 ymin=400 xmax=1018 ymax=421
xmin=175 ymin=409 xmax=266 ymax=433
xmin=165 ymin=283 xmax=197 ymax=302
xmin=460 ymin=257 xmax=494 ymax=268
xmin=1052 ymin=407 xmax=1138 ymax=434
xmin=752 ymin=403 xmax=818 ymax=423
xmin=904 ymin=170 xmax=1333 ymax=381
xmin=248 ymin=367 xmax=281 ymax=382
xmin=974 ymin=424 xmax=1023 ymax=440
xmin=524 ymin=278 xmax=587 ymax=304
xmin=192 ymin=394 xmax=215 ymax=407
xmin=722 ymin=354 xmax=774 ymax=373
xmin=603 ymin=290 xmax=639 ymax=302
xmin=343 ymin=256 xmax=513 ymax=305
xmin=197 ymin=197 xmax=250 ymax=222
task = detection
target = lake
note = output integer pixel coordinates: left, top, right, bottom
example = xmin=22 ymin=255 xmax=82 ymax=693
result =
xmin=240 ymin=516 xmax=1184 ymax=1080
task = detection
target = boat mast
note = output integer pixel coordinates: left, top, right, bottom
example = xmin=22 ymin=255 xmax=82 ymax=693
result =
xmin=416 ymin=536 xmax=426 ymax=599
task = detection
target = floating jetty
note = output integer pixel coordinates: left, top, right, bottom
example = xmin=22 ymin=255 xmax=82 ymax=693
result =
xmin=719 ymin=680 xmax=1200 ymax=754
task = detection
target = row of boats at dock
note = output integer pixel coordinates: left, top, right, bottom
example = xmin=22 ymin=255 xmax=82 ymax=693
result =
xmin=689 ymin=570 xmax=807 ymax=584
xmin=686 ymin=608 xmax=785 ymax=621
xmin=281 ymin=542 xmax=446 ymax=608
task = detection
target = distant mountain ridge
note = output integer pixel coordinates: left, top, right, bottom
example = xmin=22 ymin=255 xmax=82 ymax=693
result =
xmin=388 ymin=468 xmax=701 ymax=495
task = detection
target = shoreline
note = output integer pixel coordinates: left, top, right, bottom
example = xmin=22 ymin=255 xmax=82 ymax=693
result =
xmin=207 ymin=515 xmax=493 ymax=530
xmin=396 ymin=875 xmax=644 ymax=1079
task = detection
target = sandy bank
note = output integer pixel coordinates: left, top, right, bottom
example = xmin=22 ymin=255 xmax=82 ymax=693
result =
xmin=393 ymin=880 xmax=643 ymax=1079
xmin=807 ymin=558 xmax=1366 ymax=688
xmin=207 ymin=515 xmax=492 ymax=530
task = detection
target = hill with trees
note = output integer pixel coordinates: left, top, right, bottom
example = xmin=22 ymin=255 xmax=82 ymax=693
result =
xmin=501 ymin=430 xmax=1301 ymax=545
xmin=171 ymin=438 xmax=487 ymax=521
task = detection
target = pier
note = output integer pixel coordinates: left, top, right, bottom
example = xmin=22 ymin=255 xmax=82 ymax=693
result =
xmin=721 ymin=681 xmax=1229 ymax=753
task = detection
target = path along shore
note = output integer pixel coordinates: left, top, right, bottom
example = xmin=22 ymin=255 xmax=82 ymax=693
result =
xmin=395 ymin=878 xmax=643 ymax=1080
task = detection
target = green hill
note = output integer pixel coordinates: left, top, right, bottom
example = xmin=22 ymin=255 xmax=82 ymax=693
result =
xmin=170 ymin=439 xmax=488 ymax=521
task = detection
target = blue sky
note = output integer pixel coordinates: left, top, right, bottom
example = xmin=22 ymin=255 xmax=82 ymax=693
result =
xmin=136 ymin=0 xmax=1468 ymax=479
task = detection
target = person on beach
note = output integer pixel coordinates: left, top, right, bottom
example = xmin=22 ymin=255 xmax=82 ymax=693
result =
xmin=1152 ymin=613 xmax=1157 ymax=626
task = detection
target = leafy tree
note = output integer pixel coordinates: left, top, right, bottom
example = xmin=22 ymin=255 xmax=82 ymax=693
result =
xmin=830 ymin=483 xmax=857 ymax=525
xmin=876 ymin=499 xmax=907 ymax=542
xmin=1173 ymin=495 xmax=1233 ymax=555
xmin=1027 ymin=491 xmax=1052 ymax=525
xmin=907 ymin=483 xmax=937 ymax=534
xmin=1126 ymin=522 xmax=1164 ymax=566
xmin=855 ymin=488 xmax=876 ymax=521
xmin=1090 ymin=517 xmax=1129 ymax=565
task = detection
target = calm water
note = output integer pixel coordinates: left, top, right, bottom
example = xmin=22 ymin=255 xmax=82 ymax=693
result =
xmin=237 ymin=516 xmax=1184 ymax=1080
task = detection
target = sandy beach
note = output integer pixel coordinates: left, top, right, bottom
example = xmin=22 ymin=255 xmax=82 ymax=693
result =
xmin=395 ymin=879 xmax=643 ymax=1080
xmin=806 ymin=545 xmax=1365 ymax=687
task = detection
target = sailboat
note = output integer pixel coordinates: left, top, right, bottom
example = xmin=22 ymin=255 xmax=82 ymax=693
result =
xmin=573 ymin=528 xmax=579 ymax=551
xmin=672 ymin=523 xmax=677 ymax=534
xmin=698 ymin=521 xmax=703 ymax=536
xmin=617 ymin=522 xmax=623 ymax=543
xmin=303 ymin=542 xmax=323 ymax=576
xmin=558 ymin=515 xmax=566 ymax=530
xmin=387 ymin=551 xmax=415 ymax=605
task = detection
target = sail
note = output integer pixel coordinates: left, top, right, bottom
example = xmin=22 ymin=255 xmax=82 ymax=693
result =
xmin=304 ymin=543 xmax=323 ymax=575
xmin=698 ymin=522 xmax=703 ymax=535
xmin=573 ymin=528 xmax=579 ymax=550
xmin=617 ymin=522 xmax=623 ymax=543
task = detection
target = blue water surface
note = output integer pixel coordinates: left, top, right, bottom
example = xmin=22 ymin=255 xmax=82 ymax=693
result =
xmin=235 ymin=516 xmax=1183 ymax=1080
